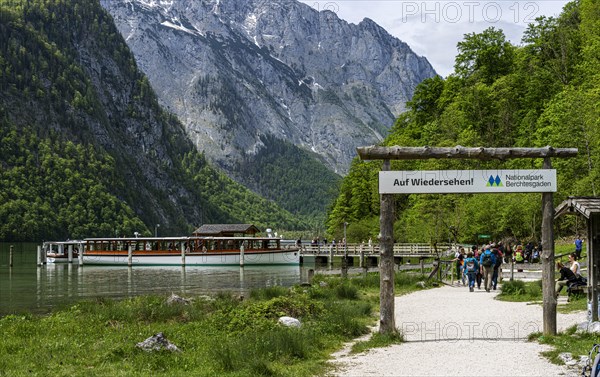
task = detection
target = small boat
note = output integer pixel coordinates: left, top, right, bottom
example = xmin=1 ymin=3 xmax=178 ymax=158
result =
xmin=43 ymin=240 xmax=83 ymax=263
xmin=82 ymin=236 xmax=300 ymax=266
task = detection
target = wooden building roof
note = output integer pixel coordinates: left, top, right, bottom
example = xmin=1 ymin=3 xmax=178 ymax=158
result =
xmin=192 ymin=224 xmax=260 ymax=237
xmin=554 ymin=197 xmax=600 ymax=219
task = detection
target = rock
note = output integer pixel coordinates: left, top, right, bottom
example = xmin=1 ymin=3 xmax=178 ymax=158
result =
xmin=136 ymin=332 xmax=180 ymax=352
xmin=319 ymin=281 xmax=328 ymax=287
xmin=577 ymin=321 xmax=589 ymax=333
xmin=279 ymin=316 xmax=301 ymax=328
xmin=589 ymin=322 xmax=600 ymax=333
xmin=576 ymin=321 xmax=600 ymax=334
xmin=558 ymin=352 xmax=577 ymax=366
xmin=416 ymin=281 xmax=426 ymax=288
xmin=166 ymin=293 xmax=192 ymax=305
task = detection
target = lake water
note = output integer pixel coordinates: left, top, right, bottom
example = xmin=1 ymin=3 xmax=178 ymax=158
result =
xmin=0 ymin=243 xmax=315 ymax=316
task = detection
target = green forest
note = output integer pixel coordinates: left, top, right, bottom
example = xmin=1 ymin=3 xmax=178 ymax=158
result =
xmin=327 ymin=0 xmax=600 ymax=244
xmin=0 ymin=0 xmax=305 ymax=241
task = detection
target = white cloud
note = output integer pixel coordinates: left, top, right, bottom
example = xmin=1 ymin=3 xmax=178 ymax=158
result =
xmin=300 ymin=1 xmax=569 ymax=77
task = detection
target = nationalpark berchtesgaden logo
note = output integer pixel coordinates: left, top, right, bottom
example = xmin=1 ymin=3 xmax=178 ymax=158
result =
xmin=487 ymin=175 xmax=503 ymax=187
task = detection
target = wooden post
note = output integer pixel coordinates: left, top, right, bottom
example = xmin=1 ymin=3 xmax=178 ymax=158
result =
xmin=37 ymin=245 xmax=42 ymax=266
xmin=589 ymin=214 xmax=600 ymax=322
xmin=181 ymin=242 xmax=186 ymax=266
xmin=67 ymin=244 xmax=73 ymax=264
xmin=359 ymin=247 xmax=364 ymax=268
xmin=329 ymin=244 xmax=334 ymax=267
xmin=541 ymin=157 xmax=557 ymax=335
xmin=379 ymin=159 xmax=396 ymax=334
xmin=510 ymin=257 xmax=514 ymax=281
xmin=128 ymin=244 xmax=132 ymax=267
xmin=420 ymin=258 xmax=424 ymax=275
xmin=78 ymin=242 xmax=83 ymax=266
xmin=9 ymin=245 xmax=14 ymax=267
xmin=240 ymin=243 xmax=245 ymax=267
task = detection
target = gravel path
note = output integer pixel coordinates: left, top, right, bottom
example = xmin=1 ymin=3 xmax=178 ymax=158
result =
xmin=331 ymin=284 xmax=586 ymax=376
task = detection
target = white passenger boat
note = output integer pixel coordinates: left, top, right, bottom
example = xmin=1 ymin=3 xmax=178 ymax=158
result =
xmin=82 ymin=236 xmax=300 ymax=266
xmin=43 ymin=240 xmax=83 ymax=263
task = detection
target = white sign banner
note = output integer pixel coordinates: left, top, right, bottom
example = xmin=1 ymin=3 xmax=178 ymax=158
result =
xmin=379 ymin=170 xmax=557 ymax=194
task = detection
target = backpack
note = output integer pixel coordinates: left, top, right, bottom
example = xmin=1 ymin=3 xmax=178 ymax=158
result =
xmin=465 ymin=260 xmax=476 ymax=273
xmin=481 ymin=252 xmax=493 ymax=267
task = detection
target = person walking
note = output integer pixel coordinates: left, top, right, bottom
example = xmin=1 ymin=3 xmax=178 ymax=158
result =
xmin=472 ymin=245 xmax=482 ymax=289
xmin=463 ymin=251 xmax=479 ymax=292
xmin=491 ymin=245 xmax=503 ymax=290
xmin=575 ymin=235 xmax=584 ymax=259
xmin=479 ymin=245 xmax=497 ymax=292
xmin=452 ymin=247 xmax=465 ymax=285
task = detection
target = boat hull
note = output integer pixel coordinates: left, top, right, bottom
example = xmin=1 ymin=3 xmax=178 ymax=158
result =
xmin=82 ymin=250 xmax=300 ymax=266
xmin=47 ymin=255 xmax=78 ymax=264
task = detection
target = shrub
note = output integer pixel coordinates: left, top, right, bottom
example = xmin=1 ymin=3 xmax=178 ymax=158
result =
xmin=335 ymin=283 xmax=359 ymax=300
xmin=501 ymin=280 xmax=527 ymax=295
xmin=250 ymin=286 xmax=289 ymax=300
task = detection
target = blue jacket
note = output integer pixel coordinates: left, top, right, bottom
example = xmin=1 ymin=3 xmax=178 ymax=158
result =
xmin=479 ymin=250 xmax=496 ymax=267
xmin=463 ymin=257 xmax=479 ymax=274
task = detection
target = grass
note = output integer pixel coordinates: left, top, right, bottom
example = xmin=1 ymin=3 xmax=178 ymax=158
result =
xmin=351 ymin=331 xmax=404 ymax=354
xmin=497 ymin=279 xmax=543 ymax=302
xmin=529 ymin=326 xmax=600 ymax=365
xmin=0 ymin=272 xmax=432 ymax=376
xmin=559 ymin=293 xmax=588 ymax=313
xmin=497 ymin=274 xmax=597 ymax=368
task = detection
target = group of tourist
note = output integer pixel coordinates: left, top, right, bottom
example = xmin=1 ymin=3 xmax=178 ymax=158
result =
xmin=453 ymin=236 xmax=587 ymax=296
xmin=453 ymin=243 xmax=504 ymax=293
xmin=512 ymin=241 xmax=543 ymax=263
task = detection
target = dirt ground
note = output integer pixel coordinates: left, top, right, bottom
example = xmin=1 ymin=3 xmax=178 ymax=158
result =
xmin=331 ymin=284 xmax=586 ymax=377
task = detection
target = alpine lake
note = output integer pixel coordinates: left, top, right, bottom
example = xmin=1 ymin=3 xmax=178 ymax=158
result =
xmin=0 ymin=242 xmax=320 ymax=317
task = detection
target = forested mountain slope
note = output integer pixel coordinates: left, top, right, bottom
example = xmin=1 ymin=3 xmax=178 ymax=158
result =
xmin=0 ymin=0 xmax=302 ymax=241
xmin=327 ymin=0 xmax=600 ymax=243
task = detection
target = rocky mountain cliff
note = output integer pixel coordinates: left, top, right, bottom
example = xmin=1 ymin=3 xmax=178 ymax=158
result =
xmin=100 ymin=0 xmax=436 ymax=216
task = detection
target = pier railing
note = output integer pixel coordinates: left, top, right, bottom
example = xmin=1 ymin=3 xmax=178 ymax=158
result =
xmin=298 ymin=243 xmax=457 ymax=257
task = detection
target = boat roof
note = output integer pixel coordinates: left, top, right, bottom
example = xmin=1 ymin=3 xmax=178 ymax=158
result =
xmin=192 ymin=224 xmax=260 ymax=236
xmin=83 ymin=236 xmax=278 ymax=241
xmin=43 ymin=240 xmax=84 ymax=245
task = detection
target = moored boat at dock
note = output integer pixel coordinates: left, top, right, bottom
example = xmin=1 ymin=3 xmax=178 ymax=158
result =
xmin=82 ymin=236 xmax=300 ymax=266
xmin=43 ymin=240 xmax=83 ymax=263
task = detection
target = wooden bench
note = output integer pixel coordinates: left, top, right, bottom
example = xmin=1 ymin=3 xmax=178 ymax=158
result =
xmin=567 ymin=284 xmax=586 ymax=299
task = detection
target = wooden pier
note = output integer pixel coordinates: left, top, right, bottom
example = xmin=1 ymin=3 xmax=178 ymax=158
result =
xmin=298 ymin=243 xmax=456 ymax=267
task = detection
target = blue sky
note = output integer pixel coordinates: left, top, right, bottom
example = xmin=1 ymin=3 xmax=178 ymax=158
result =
xmin=301 ymin=1 xmax=570 ymax=77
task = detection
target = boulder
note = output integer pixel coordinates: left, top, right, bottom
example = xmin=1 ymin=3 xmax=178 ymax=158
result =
xmin=166 ymin=293 xmax=191 ymax=305
xmin=136 ymin=332 xmax=180 ymax=352
xmin=577 ymin=321 xmax=600 ymax=334
xmin=589 ymin=322 xmax=600 ymax=334
xmin=558 ymin=353 xmax=578 ymax=366
xmin=278 ymin=316 xmax=301 ymax=328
